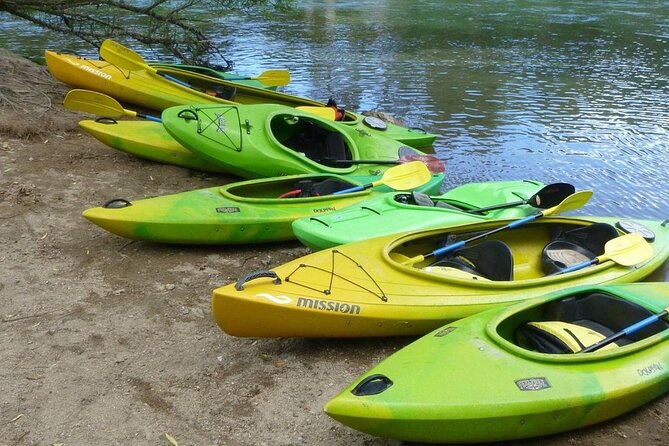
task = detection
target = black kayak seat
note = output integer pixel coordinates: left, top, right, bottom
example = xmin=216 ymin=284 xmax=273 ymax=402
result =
xmin=292 ymin=178 xmax=352 ymax=197
xmin=541 ymin=223 xmax=619 ymax=274
xmin=430 ymin=240 xmax=514 ymax=281
xmin=517 ymin=291 xmax=669 ymax=353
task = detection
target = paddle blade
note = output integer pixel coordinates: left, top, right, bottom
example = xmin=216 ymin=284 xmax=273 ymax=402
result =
xmin=543 ymin=190 xmax=593 ymax=216
xmin=295 ymin=106 xmax=336 ymax=120
xmin=256 ymin=69 xmax=290 ymax=86
xmin=605 ymin=233 xmax=653 ymax=266
xmin=529 ymin=183 xmax=576 ymax=208
xmin=100 ymin=39 xmax=154 ymax=73
xmin=381 ymin=161 xmax=432 ymax=191
xmin=64 ymin=89 xmax=124 ymax=118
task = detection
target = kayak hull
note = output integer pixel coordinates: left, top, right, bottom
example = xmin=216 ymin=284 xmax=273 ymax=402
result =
xmin=82 ymin=173 xmax=444 ymax=244
xmin=292 ymin=180 xmax=547 ymax=250
xmin=211 ymin=217 xmax=669 ymax=337
xmin=78 ymin=119 xmax=229 ymax=173
xmin=45 ymin=50 xmax=436 ymax=148
xmin=325 ymin=282 xmax=669 ymax=442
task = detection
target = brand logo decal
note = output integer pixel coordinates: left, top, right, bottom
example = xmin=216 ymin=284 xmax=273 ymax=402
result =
xmin=434 ymin=327 xmax=456 ymax=337
xmin=80 ymin=64 xmax=113 ymax=80
xmin=255 ymin=293 xmax=292 ymax=304
xmin=515 ymin=377 xmax=550 ymax=391
xmin=313 ymin=206 xmax=336 ymax=214
xmin=296 ymin=297 xmax=361 ymax=314
xmin=638 ymin=362 xmax=663 ymax=377
xmin=216 ymin=206 xmax=240 ymax=213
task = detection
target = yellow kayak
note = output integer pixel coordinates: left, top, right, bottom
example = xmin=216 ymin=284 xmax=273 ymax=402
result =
xmin=212 ymin=216 xmax=669 ymax=338
xmin=45 ymin=50 xmax=437 ymax=148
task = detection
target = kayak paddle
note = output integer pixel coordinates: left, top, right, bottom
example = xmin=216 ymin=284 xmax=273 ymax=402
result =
xmin=100 ymin=39 xmax=201 ymax=90
xmin=554 ymin=232 xmax=653 ymax=275
xmin=333 ymin=161 xmax=431 ymax=195
xmin=580 ymin=306 xmax=669 ymax=353
xmin=334 ymin=153 xmax=445 ymax=174
xmin=63 ymin=89 xmax=162 ymax=122
xmin=467 ymin=182 xmax=575 ymax=214
xmin=401 ymin=190 xmax=593 ymax=266
xmin=225 ymin=69 xmax=290 ymax=87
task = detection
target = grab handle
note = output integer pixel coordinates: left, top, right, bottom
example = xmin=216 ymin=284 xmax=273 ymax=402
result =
xmin=235 ymin=270 xmax=282 ymax=291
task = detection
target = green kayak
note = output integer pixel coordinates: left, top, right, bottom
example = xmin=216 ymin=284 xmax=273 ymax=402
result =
xmin=162 ymin=103 xmax=439 ymax=179
xmin=325 ymin=282 xmax=669 ymax=443
xmin=82 ymin=171 xmax=444 ymax=244
xmin=292 ymin=180 xmax=560 ymax=250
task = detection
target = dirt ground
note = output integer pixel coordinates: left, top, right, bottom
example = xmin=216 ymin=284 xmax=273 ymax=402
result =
xmin=1 ymin=48 xmax=669 ymax=446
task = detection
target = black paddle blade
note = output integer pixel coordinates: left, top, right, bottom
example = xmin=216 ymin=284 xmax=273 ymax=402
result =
xmin=529 ymin=183 xmax=575 ymax=209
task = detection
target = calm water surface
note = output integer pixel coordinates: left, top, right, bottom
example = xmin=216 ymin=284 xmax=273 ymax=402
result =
xmin=2 ymin=1 xmax=668 ymax=226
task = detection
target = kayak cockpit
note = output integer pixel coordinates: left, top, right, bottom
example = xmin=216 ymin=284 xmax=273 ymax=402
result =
xmin=221 ymin=175 xmax=360 ymax=201
xmin=387 ymin=219 xmax=642 ymax=284
xmin=270 ymin=114 xmax=354 ymax=168
xmin=491 ymin=288 xmax=669 ymax=358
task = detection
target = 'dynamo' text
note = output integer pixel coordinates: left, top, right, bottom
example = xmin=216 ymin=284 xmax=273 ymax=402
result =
xmin=296 ymin=297 xmax=361 ymax=314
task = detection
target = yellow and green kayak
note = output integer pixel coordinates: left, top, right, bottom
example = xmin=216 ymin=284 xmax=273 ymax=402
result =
xmin=82 ymin=171 xmax=444 ymax=245
xmin=44 ymin=50 xmax=436 ymax=148
xmin=325 ymin=282 xmax=669 ymax=443
xmin=212 ymin=216 xmax=669 ymax=338
xmin=78 ymin=118 xmax=230 ymax=173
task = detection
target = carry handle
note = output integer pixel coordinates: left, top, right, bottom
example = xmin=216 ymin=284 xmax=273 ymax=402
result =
xmin=235 ymin=270 xmax=282 ymax=291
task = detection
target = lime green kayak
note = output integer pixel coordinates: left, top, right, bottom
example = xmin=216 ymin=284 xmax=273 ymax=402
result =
xmin=325 ymin=282 xmax=669 ymax=443
xmin=45 ymin=50 xmax=436 ymax=148
xmin=82 ymin=172 xmax=444 ymax=244
xmin=79 ymin=118 xmax=230 ymax=173
xmin=162 ymin=103 xmax=437 ymax=179
xmin=292 ymin=180 xmax=551 ymax=250
xmin=212 ymin=215 xmax=669 ymax=338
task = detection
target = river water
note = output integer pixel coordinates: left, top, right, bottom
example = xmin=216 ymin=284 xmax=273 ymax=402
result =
xmin=2 ymin=1 xmax=668 ymax=224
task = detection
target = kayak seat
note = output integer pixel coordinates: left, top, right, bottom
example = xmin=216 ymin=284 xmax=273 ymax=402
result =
xmin=430 ymin=240 xmax=514 ymax=281
xmin=292 ymin=178 xmax=354 ymax=197
xmin=517 ymin=291 xmax=669 ymax=353
xmin=518 ymin=321 xmax=618 ymax=353
xmin=278 ymin=118 xmax=351 ymax=167
xmin=410 ymin=192 xmax=462 ymax=210
xmin=541 ymin=223 xmax=619 ymax=274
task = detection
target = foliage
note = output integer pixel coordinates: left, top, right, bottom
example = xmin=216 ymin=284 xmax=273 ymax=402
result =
xmin=0 ymin=0 xmax=293 ymax=68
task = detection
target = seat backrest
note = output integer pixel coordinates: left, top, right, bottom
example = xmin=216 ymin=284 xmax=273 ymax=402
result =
xmin=322 ymin=132 xmax=349 ymax=166
xmin=430 ymin=240 xmax=514 ymax=281
xmin=519 ymin=321 xmax=618 ymax=353
xmin=541 ymin=223 xmax=619 ymax=274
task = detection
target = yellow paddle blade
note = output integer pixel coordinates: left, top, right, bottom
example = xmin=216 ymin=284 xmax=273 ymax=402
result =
xmin=543 ymin=190 xmax=593 ymax=216
xmin=100 ymin=39 xmax=155 ymax=73
xmin=295 ymin=106 xmax=336 ymax=120
xmin=256 ymin=69 xmax=290 ymax=86
xmin=379 ymin=160 xmax=431 ymax=191
xmin=64 ymin=89 xmax=129 ymax=118
xmin=601 ymin=233 xmax=653 ymax=266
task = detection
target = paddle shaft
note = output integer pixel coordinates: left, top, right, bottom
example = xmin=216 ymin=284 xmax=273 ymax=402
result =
xmin=467 ymin=183 xmax=576 ymax=215
xmin=424 ymin=212 xmax=542 ymax=260
xmin=580 ymin=309 xmax=669 ymax=353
